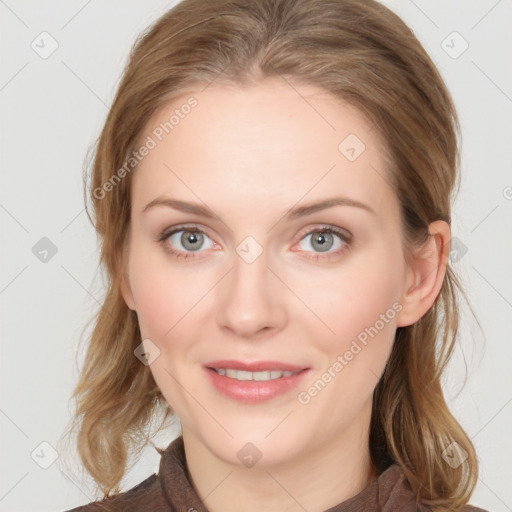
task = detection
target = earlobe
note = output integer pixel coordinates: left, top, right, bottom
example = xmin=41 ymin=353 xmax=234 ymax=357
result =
xmin=119 ymin=240 xmax=137 ymax=311
xmin=396 ymin=220 xmax=451 ymax=327
xmin=120 ymin=271 xmax=137 ymax=311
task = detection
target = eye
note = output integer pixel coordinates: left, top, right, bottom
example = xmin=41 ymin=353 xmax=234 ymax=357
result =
xmin=158 ymin=226 xmax=216 ymax=259
xmin=295 ymin=225 xmax=352 ymax=260
xmin=157 ymin=224 xmax=352 ymax=261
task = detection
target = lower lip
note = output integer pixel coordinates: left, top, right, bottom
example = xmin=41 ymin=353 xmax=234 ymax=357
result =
xmin=205 ymin=367 xmax=310 ymax=404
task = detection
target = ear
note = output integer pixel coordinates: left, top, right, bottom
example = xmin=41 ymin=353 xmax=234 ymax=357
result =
xmin=120 ymin=270 xmax=136 ymax=311
xmin=119 ymin=235 xmax=137 ymax=311
xmin=396 ymin=220 xmax=451 ymax=327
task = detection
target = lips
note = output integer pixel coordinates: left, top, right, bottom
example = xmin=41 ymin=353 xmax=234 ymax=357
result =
xmin=204 ymin=360 xmax=310 ymax=404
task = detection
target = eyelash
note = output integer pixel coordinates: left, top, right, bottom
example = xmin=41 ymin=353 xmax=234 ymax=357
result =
xmin=156 ymin=224 xmax=352 ymax=261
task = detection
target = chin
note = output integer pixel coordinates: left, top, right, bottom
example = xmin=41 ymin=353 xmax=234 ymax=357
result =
xmin=208 ymin=431 xmax=304 ymax=469
xmin=181 ymin=411 xmax=306 ymax=468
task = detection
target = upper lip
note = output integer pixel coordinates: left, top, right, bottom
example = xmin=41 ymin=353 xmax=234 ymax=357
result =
xmin=205 ymin=360 xmax=308 ymax=372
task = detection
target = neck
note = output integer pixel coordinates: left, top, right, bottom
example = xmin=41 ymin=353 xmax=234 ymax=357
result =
xmin=182 ymin=405 xmax=377 ymax=512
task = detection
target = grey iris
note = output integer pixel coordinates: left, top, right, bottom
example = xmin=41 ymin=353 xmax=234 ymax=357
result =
xmin=181 ymin=231 xmax=203 ymax=251
xmin=311 ymin=231 xmax=333 ymax=252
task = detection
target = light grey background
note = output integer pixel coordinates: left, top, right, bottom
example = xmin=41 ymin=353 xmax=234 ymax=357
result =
xmin=1 ymin=1 xmax=511 ymax=511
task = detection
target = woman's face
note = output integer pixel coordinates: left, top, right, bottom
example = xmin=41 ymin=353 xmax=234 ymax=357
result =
xmin=121 ymin=79 xmax=414 ymax=467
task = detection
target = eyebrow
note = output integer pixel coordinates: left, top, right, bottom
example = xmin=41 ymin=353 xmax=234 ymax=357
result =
xmin=142 ymin=196 xmax=376 ymax=219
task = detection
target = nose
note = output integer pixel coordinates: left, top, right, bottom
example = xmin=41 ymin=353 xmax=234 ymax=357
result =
xmin=216 ymin=246 xmax=287 ymax=339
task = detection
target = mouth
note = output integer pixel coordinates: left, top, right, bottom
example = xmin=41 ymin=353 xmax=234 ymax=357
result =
xmin=204 ymin=360 xmax=310 ymax=403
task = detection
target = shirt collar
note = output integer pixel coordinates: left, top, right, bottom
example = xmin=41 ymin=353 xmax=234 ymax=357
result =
xmin=158 ymin=436 xmax=418 ymax=511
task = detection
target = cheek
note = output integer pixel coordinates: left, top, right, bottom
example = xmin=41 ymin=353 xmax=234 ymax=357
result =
xmin=293 ymin=246 xmax=405 ymax=347
xmin=127 ymin=245 xmax=206 ymax=340
xmin=294 ymin=254 xmax=403 ymax=416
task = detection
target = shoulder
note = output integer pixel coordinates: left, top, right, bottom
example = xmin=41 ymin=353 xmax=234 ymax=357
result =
xmin=63 ymin=473 xmax=167 ymax=512
xmin=375 ymin=464 xmax=490 ymax=512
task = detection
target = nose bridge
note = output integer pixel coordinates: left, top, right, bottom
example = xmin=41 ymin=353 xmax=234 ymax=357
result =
xmin=216 ymin=240 xmax=286 ymax=337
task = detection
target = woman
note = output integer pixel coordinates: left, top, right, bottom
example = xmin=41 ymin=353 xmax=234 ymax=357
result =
xmin=64 ymin=0 xmax=488 ymax=510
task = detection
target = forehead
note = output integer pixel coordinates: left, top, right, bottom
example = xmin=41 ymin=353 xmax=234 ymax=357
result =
xmin=131 ymin=79 xmax=396 ymax=222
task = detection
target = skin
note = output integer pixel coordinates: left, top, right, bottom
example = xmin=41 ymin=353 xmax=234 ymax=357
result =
xmin=120 ymin=78 xmax=450 ymax=512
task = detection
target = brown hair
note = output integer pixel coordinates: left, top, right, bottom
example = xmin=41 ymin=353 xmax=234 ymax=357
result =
xmin=64 ymin=0 xmax=479 ymax=509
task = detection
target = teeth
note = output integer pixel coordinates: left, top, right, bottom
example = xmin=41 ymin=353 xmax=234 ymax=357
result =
xmin=214 ymin=368 xmax=298 ymax=381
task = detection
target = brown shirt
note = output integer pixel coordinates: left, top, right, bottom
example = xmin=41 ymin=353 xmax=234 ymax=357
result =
xmin=65 ymin=436 xmax=488 ymax=512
